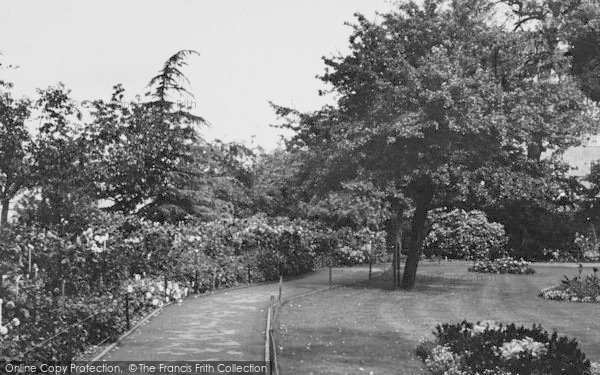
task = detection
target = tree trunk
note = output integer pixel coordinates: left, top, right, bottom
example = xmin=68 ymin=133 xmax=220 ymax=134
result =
xmin=1 ymin=198 xmax=9 ymax=228
xmin=527 ymin=142 xmax=543 ymax=161
xmin=386 ymin=210 xmax=404 ymax=288
xmin=402 ymin=182 xmax=433 ymax=290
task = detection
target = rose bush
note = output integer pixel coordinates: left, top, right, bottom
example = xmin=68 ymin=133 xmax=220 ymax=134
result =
xmin=416 ymin=320 xmax=593 ymax=375
xmin=1 ymin=212 xmax=379 ymax=361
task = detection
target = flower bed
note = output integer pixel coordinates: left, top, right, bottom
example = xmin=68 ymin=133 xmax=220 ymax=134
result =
xmin=416 ymin=320 xmax=597 ymax=375
xmin=1 ymin=213 xmax=384 ymax=362
xmin=539 ymin=269 xmax=600 ymax=303
xmin=469 ymin=257 xmax=535 ymax=274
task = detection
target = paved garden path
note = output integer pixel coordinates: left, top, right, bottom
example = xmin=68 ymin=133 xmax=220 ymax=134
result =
xmin=101 ymin=266 xmax=380 ymax=361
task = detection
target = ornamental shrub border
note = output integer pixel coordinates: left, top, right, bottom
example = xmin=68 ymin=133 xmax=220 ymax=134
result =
xmin=468 ymin=257 xmax=535 ymax=275
xmin=416 ymin=320 xmax=597 ymax=375
xmin=0 ymin=213 xmax=385 ymax=362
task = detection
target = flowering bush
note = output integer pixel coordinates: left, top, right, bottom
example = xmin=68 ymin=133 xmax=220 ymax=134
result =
xmin=424 ymin=209 xmax=508 ymax=260
xmin=574 ymin=233 xmax=600 ymax=261
xmin=539 ymin=268 xmax=600 ymax=303
xmin=331 ymin=228 xmax=386 ymax=266
xmin=1 ymin=212 xmax=379 ymax=361
xmin=425 ymin=345 xmax=463 ymax=375
xmin=417 ymin=320 xmax=593 ymax=375
xmin=469 ymin=257 xmax=535 ymax=274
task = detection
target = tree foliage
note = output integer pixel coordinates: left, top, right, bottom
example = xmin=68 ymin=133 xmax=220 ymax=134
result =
xmin=86 ymin=51 xmax=205 ymax=216
xmin=0 ymin=82 xmax=32 ymax=226
xmin=280 ymin=0 xmax=599 ymax=288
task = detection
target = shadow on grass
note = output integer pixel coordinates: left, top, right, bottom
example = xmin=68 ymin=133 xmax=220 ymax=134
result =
xmin=346 ymin=268 xmax=489 ymax=295
xmin=278 ymin=325 xmax=426 ymax=375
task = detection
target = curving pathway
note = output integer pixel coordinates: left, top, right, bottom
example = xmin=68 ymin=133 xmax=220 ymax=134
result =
xmin=100 ymin=266 xmax=378 ymax=361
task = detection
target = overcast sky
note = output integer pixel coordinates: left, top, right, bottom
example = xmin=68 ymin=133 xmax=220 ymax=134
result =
xmin=0 ymin=0 xmax=395 ymax=149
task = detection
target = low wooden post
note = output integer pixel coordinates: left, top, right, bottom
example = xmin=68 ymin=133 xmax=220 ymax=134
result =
xmin=211 ymin=272 xmax=216 ymax=293
xmin=278 ymin=275 xmax=283 ymax=302
xmin=369 ymin=255 xmax=373 ymax=280
xmin=396 ymin=244 xmax=401 ymax=288
xmin=392 ymin=247 xmax=397 ymax=289
xmin=28 ymin=247 xmax=32 ymax=278
xmin=328 ymin=265 xmax=332 ymax=289
xmin=125 ymin=292 xmax=131 ymax=330
xmin=194 ymin=270 xmax=199 ymax=294
xmin=164 ymin=276 xmax=168 ymax=299
xmin=247 ymin=265 xmax=252 ymax=284
xmin=33 ymin=295 xmax=37 ymax=325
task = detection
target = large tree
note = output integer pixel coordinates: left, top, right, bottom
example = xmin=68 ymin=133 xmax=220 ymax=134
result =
xmin=21 ymin=83 xmax=92 ymax=231
xmin=280 ymin=0 xmax=598 ymax=288
xmin=87 ymin=50 xmax=205 ymax=216
xmin=0 ymin=82 xmax=32 ymax=227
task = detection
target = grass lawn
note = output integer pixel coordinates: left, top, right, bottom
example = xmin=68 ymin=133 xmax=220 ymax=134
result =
xmin=275 ymin=262 xmax=600 ymax=375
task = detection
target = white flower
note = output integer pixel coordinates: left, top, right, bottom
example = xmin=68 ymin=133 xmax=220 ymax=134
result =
xmin=90 ymin=244 xmax=103 ymax=253
xmin=145 ymin=292 xmax=152 ymax=299
xmin=126 ymin=285 xmax=134 ymax=293
xmin=0 ymin=326 xmax=8 ymax=335
xmin=94 ymin=234 xmax=109 ymax=243
xmin=497 ymin=337 xmax=547 ymax=360
xmin=152 ymin=298 xmax=159 ymax=306
xmin=11 ymin=318 xmax=20 ymax=327
xmin=470 ymin=321 xmax=501 ymax=336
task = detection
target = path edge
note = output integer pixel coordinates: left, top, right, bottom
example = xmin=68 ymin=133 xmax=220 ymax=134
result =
xmin=90 ymin=280 xmax=278 ymax=363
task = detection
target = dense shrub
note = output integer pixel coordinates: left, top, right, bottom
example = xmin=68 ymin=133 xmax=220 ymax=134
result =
xmin=539 ymin=268 xmax=600 ymax=303
xmin=417 ymin=320 xmax=593 ymax=375
xmin=1 ymin=212 xmax=378 ymax=361
xmin=424 ymin=209 xmax=508 ymax=260
xmin=331 ymin=227 xmax=386 ymax=266
xmin=487 ymin=204 xmax=578 ymax=261
xmin=469 ymin=257 xmax=535 ymax=275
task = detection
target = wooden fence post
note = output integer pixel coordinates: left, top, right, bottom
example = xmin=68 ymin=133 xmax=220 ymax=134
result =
xmin=164 ymin=276 xmax=168 ymax=299
xmin=396 ymin=244 xmax=401 ymax=288
xmin=392 ymin=247 xmax=397 ymax=289
xmin=278 ymin=275 xmax=283 ymax=302
xmin=125 ymin=292 xmax=131 ymax=330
